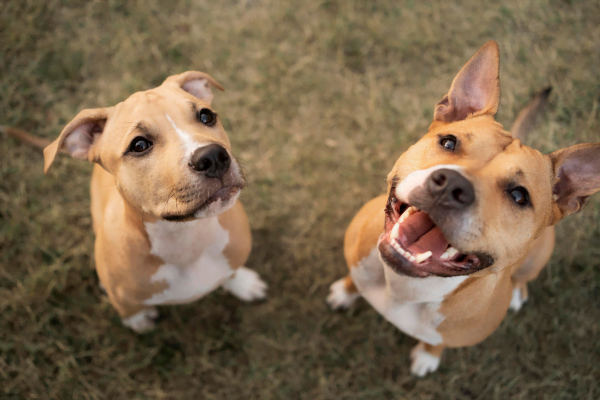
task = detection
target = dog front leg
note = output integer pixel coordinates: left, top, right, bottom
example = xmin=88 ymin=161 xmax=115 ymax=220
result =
xmin=410 ymin=341 xmax=444 ymax=377
xmin=327 ymin=275 xmax=361 ymax=310
xmin=107 ymin=291 xmax=160 ymax=333
xmin=221 ymin=266 xmax=267 ymax=302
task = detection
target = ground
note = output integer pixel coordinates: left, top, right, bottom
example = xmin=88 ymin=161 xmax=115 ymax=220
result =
xmin=1 ymin=0 xmax=599 ymax=399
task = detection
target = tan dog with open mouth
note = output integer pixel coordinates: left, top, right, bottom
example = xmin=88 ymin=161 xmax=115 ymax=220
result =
xmin=42 ymin=71 xmax=267 ymax=333
xmin=327 ymin=41 xmax=600 ymax=376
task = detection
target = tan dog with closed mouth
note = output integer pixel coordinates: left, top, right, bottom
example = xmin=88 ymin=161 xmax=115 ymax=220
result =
xmin=327 ymin=41 xmax=600 ymax=376
xmin=42 ymin=71 xmax=267 ymax=333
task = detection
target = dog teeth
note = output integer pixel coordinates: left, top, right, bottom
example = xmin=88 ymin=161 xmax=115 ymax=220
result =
xmin=391 ymin=222 xmax=401 ymax=241
xmin=398 ymin=206 xmax=419 ymax=224
xmin=390 ymin=239 xmax=407 ymax=256
xmin=440 ymin=246 xmax=459 ymax=260
xmin=414 ymin=251 xmax=433 ymax=263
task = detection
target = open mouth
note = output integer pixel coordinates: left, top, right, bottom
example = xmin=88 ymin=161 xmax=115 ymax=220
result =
xmin=378 ymin=192 xmax=486 ymax=278
xmin=162 ymin=186 xmax=241 ymax=222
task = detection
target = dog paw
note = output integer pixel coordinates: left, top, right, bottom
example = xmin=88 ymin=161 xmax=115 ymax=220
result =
xmin=410 ymin=342 xmax=440 ymax=377
xmin=509 ymin=287 xmax=527 ymax=312
xmin=222 ymin=266 xmax=267 ymax=302
xmin=122 ymin=307 xmax=159 ymax=333
xmin=327 ymin=278 xmax=360 ymax=310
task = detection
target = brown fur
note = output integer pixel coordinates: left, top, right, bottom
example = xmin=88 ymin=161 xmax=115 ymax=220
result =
xmin=39 ymin=71 xmax=261 ymax=328
xmin=335 ymin=40 xmax=600 ymax=373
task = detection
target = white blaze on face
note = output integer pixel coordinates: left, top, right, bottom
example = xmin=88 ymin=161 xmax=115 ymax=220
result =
xmin=394 ymin=164 xmax=467 ymax=204
xmin=166 ymin=113 xmax=207 ymax=157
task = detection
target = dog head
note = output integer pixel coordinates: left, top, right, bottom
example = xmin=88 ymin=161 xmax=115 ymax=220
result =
xmin=378 ymin=41 xmax=600 ymax=278
xmin=44 ymin=71 xmax=245 ymax=221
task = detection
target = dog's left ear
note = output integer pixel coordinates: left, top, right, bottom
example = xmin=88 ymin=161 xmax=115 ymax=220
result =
xmin=434 ymin=40 xmax=500 ymax=123
xmin=550 ymin=143 xmax=600 ymax=217
xmin=163 ymin=71 xmax=224 ymax=105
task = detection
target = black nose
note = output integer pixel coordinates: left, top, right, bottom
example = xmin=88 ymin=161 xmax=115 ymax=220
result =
xmin=427 ymin=168 xmax=475 ymax=208
xmin=190 ymin=144 xmax=231 ymax=179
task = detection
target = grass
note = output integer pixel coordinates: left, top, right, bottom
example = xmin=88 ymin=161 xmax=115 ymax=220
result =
xmin=1 ymin=0 xmax=599 ymax=398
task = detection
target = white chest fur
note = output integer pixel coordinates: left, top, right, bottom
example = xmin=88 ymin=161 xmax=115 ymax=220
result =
xmin=143 ymin=217 xmax=234 ymax=305
xmin=351 ymin=248 xmax=467 ymax=345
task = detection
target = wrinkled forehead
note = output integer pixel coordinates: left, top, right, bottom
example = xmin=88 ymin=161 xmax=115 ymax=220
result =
xmin=103 ymin=85 xmax=224 ymax=148
xmin=111 ymin=86 xmax=198 ymax=124
xmin=427 ymin=119 xmax=553 ymax=187
xmin=479 ymin=141 xmax=553 ymax=190
xmin=427 ymin=117 xmax=514 ymax=167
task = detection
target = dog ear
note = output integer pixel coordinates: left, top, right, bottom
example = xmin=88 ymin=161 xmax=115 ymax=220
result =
xmin=433 ymin=40 xmax=500 ymax=123
xmin=549 ymin=143 xmax=600 ymax=217
xmin=43 ymin=108 xmax=111 ymax=173
xmin=163 ymin=71 xmax=224 ymax=105
xmin=509 ymin=87 xmax=552 ymax=142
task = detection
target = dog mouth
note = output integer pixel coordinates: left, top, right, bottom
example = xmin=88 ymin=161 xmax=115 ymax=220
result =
xmin=378 ymin=192 xmax=487 ymax=278
xmin=162 ymin=185 xmax=241 ymax=222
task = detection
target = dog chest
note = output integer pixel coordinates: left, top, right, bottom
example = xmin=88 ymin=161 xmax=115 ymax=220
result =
xmin=351 ymin=248 xmax=467 ymax=345
xmin=143 ymin=217 xmax=234 ymax=305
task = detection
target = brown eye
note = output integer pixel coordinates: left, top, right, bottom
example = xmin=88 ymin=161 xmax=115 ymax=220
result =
xmin=440 ymin=135 xmax=457 ymax=150
xmin=509 ymin=186 xmax=529 ymax=206
xmin=197 ymin=108 xmax=216 ymax=126
xmin=129 ymin=137 xmax=152 ymax=153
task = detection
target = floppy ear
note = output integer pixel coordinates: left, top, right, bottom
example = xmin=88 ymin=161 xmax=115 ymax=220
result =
xmin=43 ymin=107 xmax=111 ymax=173
xmin=433 ymin=40 xmax=500 ymax=123
xmin=509 ymin=87 xmax=552 ymax=142
xmin=550 ymin=143 xmax=600 ymax=217
xmin=163 ymin=71 xmax=224 ymax=105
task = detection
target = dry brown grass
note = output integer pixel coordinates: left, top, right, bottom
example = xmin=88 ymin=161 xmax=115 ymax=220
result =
xmin=1 ymin=0 xmax=599 ymax=399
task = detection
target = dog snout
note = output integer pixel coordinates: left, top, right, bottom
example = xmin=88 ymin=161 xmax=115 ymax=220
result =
xmin=190 ymin=144 xmax=231 ymax=179
xmin=427 ymin=168 xmax=475 ymax=208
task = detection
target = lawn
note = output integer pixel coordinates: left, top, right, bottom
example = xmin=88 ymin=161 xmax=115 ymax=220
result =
xmin=1 ymin=0 xmax=599 ymax=398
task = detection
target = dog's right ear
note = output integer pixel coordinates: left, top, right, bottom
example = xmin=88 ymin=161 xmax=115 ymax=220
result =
xmin=433 ymin=40 xmax=500 ymax=123
xmin=43 ymin=107 xmax=111 ymax=173
xmin=549 ymin=143 xmax=600 ymax=218
xmin=163 ymin=71 xmax=224 ymax=106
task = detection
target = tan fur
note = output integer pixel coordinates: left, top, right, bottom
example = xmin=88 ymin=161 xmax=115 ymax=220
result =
xmin=219 ymin=201 xmax=252 ymax=270
xmin=332 ymin=41 xmax=600 ymax=375
xmin=42 ymin=71 xmax=266 ymax=331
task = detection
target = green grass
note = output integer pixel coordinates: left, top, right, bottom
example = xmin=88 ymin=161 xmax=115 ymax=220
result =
xmin=1 ymin=0 xmax=599 ymax=398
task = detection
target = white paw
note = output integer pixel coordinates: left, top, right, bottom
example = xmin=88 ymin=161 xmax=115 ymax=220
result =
xmin=122 ymin=307 xmax=158 ymax=333
xmin=222 ymin=266 xmax=267 ymax=302
xmin=410 ymin=343 xmax=440 ymax=377
xmin=327 ymin=278 xmax=360 ymax=310
xmin=509 ymin=287 xmax=527 ymax=312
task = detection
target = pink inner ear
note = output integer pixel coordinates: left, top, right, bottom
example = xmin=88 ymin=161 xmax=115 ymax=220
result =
xmin=182 ymin=79 xmax=213 ymax=103
xmin=63 ymin=122 xmax=97 ymax=160
xmin=551 ymin=143 xmax=600 ymax=216
xmin=434 ymin=41 xmax=500 ymax=123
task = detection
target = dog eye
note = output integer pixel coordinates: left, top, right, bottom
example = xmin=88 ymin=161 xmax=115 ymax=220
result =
xmin=440 ymin=135 xmax=457 ymax=150
xmin=509 ymin=186 xmax=529 ymax=206
xmin=129 ymin=137 xmax=153 ymax=153
xmin=197 ymin=108 xmax=217 ymax=127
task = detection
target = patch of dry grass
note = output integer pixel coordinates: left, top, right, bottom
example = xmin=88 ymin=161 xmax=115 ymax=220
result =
xmin=1 ymin=0 xmax=599 ymax=398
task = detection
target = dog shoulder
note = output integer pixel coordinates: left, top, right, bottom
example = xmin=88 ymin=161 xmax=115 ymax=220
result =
xmin=344 ymin=195 xmax=387 ymax=268
xmin=218 ymin=200 xmax=252 ymax=270
xmin=437 ymin=270 xmax=513 ymax=347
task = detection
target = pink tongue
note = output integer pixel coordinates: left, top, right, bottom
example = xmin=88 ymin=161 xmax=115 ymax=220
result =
xmin=398 ymin=211 xmax=435 ymax=245
xmin=398 ymin=211 xmax=450 ymax=257
xmin=407 ymin=227 xmax=449 ymax=257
